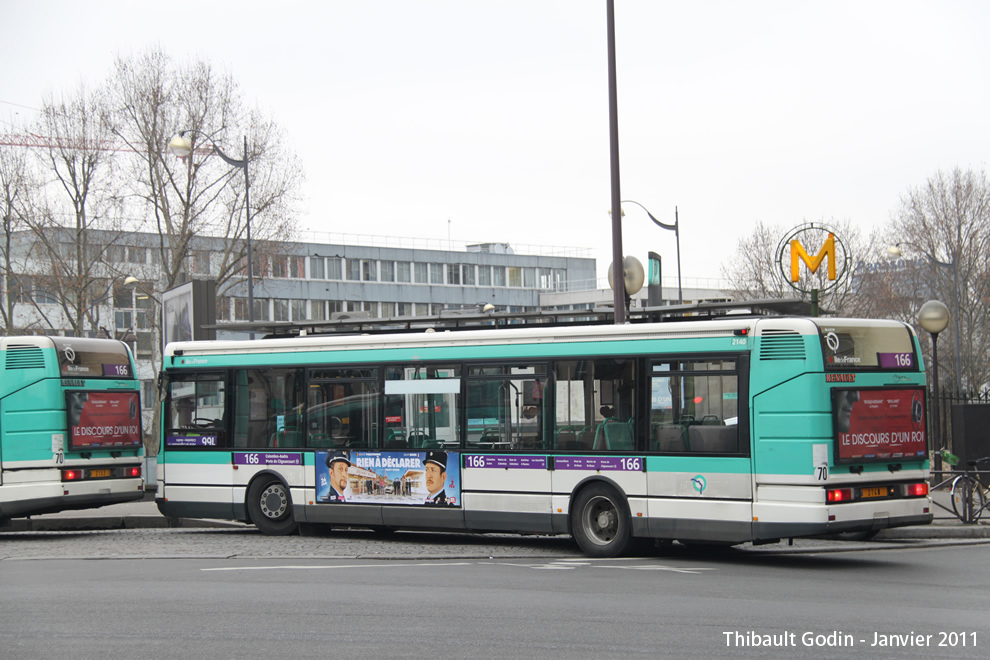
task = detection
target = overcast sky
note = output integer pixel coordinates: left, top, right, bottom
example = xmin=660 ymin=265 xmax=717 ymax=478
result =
xmin=3 ymin=1 xmax=988 ymax=286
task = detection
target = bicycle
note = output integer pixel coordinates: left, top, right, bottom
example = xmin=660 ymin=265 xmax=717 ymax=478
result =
xmin=947 ymin=453 xmax=990 ymax=524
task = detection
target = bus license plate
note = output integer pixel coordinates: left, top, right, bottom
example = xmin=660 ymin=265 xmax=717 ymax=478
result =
xmin=861 ymin=487 xmax=888 ymax=498
xmin=89 ymin=469 xmax=111 ymax=478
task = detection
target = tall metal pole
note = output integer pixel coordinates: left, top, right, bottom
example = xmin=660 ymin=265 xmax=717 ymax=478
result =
xmin=673 ymin=206 xmax=683 ymax=304
xmin=243 ymin=135 xmax=254 ymax=324
xmin=606 ymin=0 xmax=625 ymax=324
xmin=930 ymin=331 xmax=942 ymax=475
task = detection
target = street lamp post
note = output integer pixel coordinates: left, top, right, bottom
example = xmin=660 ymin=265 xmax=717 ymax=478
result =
xmin=919 ymin=300 xmax=950 ymax=476
xmin=620 ymin=200 xmax=683 ymax=305
xmin=168 ymin=132 xmax=254 ymax=323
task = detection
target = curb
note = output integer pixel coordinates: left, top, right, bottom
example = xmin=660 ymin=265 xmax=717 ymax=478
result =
xmin=3 ymin=516 xmax=248 ymax=533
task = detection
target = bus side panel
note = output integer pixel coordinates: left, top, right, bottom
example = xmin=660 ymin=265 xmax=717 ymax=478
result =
xmin=157 ymin=451 xmax=236 ymax=520
xmin=1 ymin=381 xmax=64 ymax=463
xmin=645 ymin=456 xmax=754 ymax=542
xmin=463 ymin=454 xmax=553 ymax=532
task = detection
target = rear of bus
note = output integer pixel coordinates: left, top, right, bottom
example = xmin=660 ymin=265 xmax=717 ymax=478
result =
xmin=750 ymin=318 xmax=932 ymax=540
xmin=0 ymin=336 xmax=144 ymax=523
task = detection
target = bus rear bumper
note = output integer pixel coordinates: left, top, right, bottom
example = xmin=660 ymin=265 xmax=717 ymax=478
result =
xmin=753 ymin=497 xmax=933 ymax=540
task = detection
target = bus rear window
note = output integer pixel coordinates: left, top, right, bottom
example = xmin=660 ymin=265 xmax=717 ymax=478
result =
xmin=53 ymin=337 xmax=132 ymax=378
xmin=814 ymin=320 xmax=917 ymax=370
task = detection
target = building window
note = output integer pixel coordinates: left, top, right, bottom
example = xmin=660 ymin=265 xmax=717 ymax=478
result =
xmin=347 ymin=259 xmax=361 ymax=281
xmin=253 ymin=298 xmax=270 ymax=321
xmin=397 ymin=261 xmax=411 ymax=283
xmin=429 ymin=263 xmax=444 ymax=285
xmin=414 ymin=262 xmax=428 ymax=284
xmin=447 ymin=264 xmax=460 ymax=285
xmin=362 ymin=260 xmax=377 ymax=282
xmin=273 ymin=299 xmax=289 ymax=322
xmin=327 ymin=257 xmax=342 ymax=280
xmin=493 ymin=267 xmax=506 ymax=287
xmin=508 ymin=267 xmax=522 ymax=287
xmin=310 ymin=257 xmax=325 ymax=280
xmin=381 ymin=261 xmax=395 ymax=282
xmin=127 ymin=246 xmax=147 ymax=265
xmin=217 ymin=296 xmax=231 ymax=321
xmin=523 ymin=267 xmax=536 ymax=288
xmin=414 ymin=302 xmax=429 ymax=316
xmin=291 ymin=299 xmax=306 ymax=321
xmin=290 ymin=257 xmax=304 ymax=279
xmin=478 ymin=266 xmax=491 ymax=286
xmin=234 ymin=298 xmax=249 ymax=321
xmin=273 ymin=258 xmax=288 ymax=279
xmin=396 ymin=302 xmax=412 ymax=316
xmin=194 ymin=250 xmax=211 ymax=275
xmin=310 ymin=300 xmax=326 ymax=321
xmin=142 ymin=380 xmax=155 ymax=410
xmin=463 ymin=265 xmax=475 ymax=286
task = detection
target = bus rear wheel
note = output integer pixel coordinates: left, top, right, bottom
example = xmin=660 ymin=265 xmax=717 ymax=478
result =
xmin=571 ymin=483 xmax=632 ymax=558
xmin=247 ymin=477 xmax=298 ymax=536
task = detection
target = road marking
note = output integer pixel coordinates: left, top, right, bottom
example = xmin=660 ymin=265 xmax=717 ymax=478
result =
xmin=596 ymin=564 xmax=716 ymax=574
xmin=202 ymin=562 xmax=474 ymax=572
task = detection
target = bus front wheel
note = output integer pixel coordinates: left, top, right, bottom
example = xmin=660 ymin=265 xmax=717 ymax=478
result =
xmin=571 ymin=483 xmax=632 ymax=558
xmin=247 ymin=477 xmax=298 ymax=536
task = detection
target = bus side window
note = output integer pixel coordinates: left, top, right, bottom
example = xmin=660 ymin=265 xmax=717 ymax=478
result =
xmin=233 ymin=368 xmax=305 ymax=449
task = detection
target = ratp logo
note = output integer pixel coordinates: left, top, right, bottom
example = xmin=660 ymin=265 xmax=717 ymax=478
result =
xmin=691 ymin=475 xmax=707 ymax=495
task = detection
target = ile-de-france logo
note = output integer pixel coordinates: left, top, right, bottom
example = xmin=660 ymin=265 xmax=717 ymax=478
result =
xmin=691 ymin=475 xmax=707 ymax=495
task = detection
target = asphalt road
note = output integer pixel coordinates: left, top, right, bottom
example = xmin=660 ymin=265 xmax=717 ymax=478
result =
xmin=1 ymin=540 xmax=988 ymax=659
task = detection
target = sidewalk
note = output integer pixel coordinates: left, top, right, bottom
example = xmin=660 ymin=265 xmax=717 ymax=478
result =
xmin=4 ymin=489 xmax=987 ymax=538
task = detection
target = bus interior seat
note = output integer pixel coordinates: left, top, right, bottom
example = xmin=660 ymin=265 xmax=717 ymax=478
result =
xmin=603 ymin=421 xmax=634 ymax=451
xmin=688 ymin=425 xmax=736 ymax=453
xmin=407 ymin=432 xmax=429 ymax=448
xmin=594 ymin=420 xmax=634 ymax=451
xmin=701 ymin=414 xmax=721 ymax=425
xmin=654 ymin=424 xmax=687 ymax=451
xmin=555 ymin=427 xmax=577 ymax=449
xmin=309 ymin=433 xmax=332 ymax=448
xmin=576 ymin=427 xmax=596 ymax=450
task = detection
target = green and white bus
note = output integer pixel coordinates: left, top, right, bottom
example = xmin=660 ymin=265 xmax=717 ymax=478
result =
xmin=0 ymin=336 xmax=144 ymax=525
xmin=157 ymin=313 xmax=932 ymax=556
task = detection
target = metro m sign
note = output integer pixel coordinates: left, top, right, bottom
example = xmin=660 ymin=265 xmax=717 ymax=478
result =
xmin=791 ymin=232 xmax=836 ymax=282
xmin=776 ymin=223 xmax=849 ymax=295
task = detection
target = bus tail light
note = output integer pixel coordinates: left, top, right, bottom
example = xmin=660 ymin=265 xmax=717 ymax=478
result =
xmin=125 ymin=466 xmax=142 ymax=478
xmin=827 ymin=488 xmax=852 ymax=503
xmin=61 ymin=469 xmax=81 ymax=481
xmin=906 ymin=482 xmax=929 ymax=497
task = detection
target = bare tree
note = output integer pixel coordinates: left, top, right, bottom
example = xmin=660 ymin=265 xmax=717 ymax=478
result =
xmin=885 ymin=168 xmax=990 ymax=392
xmin=0 ymin=143 xmax=33 ymax=332
xmin=19 ymin=86 xmax=133 ymax=337
xmin=106 ymin=49 xmax=303 ymax=302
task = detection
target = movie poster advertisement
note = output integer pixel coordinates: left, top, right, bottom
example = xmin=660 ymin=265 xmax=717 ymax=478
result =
xmin=316 ymin=450 xmax=461 ymax=507
xmin=65 ymin=391 xmax=142 ymax=450
xmin=833 ymin=387 xmax=927 ymax=464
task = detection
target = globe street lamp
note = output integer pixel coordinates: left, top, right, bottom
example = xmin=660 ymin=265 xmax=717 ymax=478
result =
xmin=919 ymin=299 xmax=950 ymax=475
xmin=168 ymin=131 xmax=254 ymax=323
